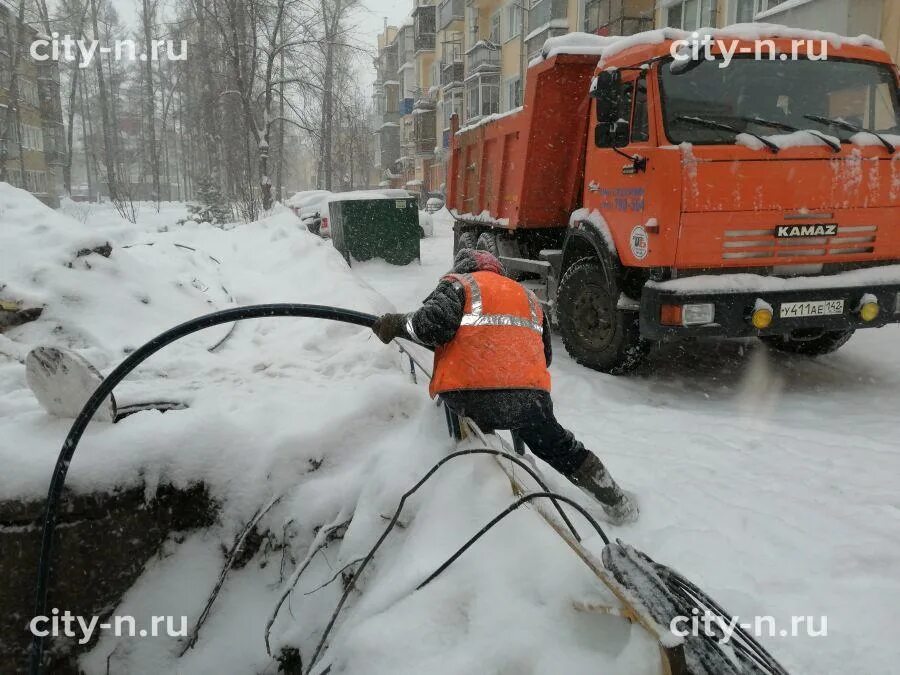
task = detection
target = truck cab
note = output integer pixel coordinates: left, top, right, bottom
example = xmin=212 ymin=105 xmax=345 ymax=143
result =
xmin=448 ymin=30 xmax=900 ymax=374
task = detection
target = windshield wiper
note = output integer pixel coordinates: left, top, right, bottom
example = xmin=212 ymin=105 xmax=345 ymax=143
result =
xmin=730 ymin=115 xmax=841 ymax=152
xmin=675 ymin=115 xmax=779 ymax=153
xmin=735 ymin=116 xmax=797 ymax=133
xmin=803 ymin=114 xmax=896 ymax=154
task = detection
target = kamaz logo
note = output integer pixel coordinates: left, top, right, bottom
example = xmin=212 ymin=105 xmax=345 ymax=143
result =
xmin=776 ymin=223 xmax=838 ymax=238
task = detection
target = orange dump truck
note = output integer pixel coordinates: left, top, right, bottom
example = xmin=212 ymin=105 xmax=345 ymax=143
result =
xmin=448 ymin=28 xmax=900 ymax=373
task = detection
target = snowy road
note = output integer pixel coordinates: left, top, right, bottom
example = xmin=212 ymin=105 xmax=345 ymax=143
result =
xmin=355 ymin=213 xmax=900 ymax=674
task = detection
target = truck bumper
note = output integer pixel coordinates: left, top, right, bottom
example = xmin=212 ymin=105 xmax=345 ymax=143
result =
xmin=640 ymin=278 xmax=900 ymax=340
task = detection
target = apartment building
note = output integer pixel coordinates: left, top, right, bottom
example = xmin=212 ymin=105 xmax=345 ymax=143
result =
xmin=373 ymin=25 xmax=401 ymax=187
xmin=657 ymin=0 xmax=899 ymax=63
xmin=374 ymin=0 xmax=655 ymax=195
xmin=0 ymin=1 xmax=64 ymax=207
xmin=431 ymin=0 xmax=465 ymax=191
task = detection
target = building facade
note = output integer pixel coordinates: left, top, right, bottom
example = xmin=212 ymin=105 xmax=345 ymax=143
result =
xmin=0 ymin=1 xmax=64 ymax=207
xmin=374 ymin=0 xmax=899 ymax=197
xmin=656 ymin=0 xmax=899 ymax=63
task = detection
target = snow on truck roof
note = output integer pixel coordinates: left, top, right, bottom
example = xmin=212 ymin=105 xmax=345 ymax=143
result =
xmin=530 ymin=24 xmax=887 ymax=68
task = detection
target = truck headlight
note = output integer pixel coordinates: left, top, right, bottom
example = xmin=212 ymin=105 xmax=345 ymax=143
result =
xmin=682 ymin=303 xmax=715 ymax=326
xmin=895 ymin=292 xmax=900 ymax=315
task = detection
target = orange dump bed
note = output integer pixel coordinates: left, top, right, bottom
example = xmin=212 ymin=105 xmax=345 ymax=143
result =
xmin=448 ymin=53 xmax=598 ymax=230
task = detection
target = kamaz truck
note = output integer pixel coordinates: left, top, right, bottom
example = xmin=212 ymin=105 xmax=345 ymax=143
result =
xmin=447 ymin=28 xmax=900 ymax=373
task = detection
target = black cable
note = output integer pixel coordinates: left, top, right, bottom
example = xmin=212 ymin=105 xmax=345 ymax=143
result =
xmin=305 ymin=449 xmax=586 ymax=674
xmin=28 ymin=304 xmax=377 ymax=675
xmin=417 ymin=491 xmax=609 ymax=592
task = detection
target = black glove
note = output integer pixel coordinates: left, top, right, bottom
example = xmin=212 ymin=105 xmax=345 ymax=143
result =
xmin=372 ymin=313 xmax=406 ymax=344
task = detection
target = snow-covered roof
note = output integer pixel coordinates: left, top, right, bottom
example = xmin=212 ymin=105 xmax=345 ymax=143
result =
xmin=529 ymin=24 xmax=886 ymax=68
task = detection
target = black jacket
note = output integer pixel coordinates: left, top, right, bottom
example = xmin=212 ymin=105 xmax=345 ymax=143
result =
xmin=403 ymin=276 xmax=553 ymax=366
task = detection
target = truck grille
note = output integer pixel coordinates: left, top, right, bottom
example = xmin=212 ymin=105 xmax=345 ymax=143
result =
xmin=721 ymin=225 xmax=877 ymax=260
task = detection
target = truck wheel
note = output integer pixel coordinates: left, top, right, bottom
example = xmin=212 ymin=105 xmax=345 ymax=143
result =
xmin=557 ymin=259 xmax=647 ymax=374
xmin=456 ymin=230 xmax=477 ymax=254
xmin=761 ymin=330 xmax=854 ymax=356
xmin=476 ymin=231 xmax=500 ymax=258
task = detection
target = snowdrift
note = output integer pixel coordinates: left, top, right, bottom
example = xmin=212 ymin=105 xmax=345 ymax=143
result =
xmin=0 ymin=190 xmax=662 ymax=674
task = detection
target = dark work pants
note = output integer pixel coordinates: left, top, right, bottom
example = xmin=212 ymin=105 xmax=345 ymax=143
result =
xmin=441 ymin=389 xmax=589 ymax=475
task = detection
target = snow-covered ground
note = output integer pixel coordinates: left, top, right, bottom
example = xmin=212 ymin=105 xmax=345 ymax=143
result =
xmin=2 ymin=189 xmax=898 ymax=674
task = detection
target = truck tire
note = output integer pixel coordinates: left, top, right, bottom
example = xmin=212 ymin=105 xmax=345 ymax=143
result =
xmin=761 ymin=329 xmax=854 ymax=356
xmin=476 ymin=231 xmax=500 ymax=258
xmin=456 ymin=230 xmax=477 ymax=254
xmin=557 ymin=258 xmax=647 ymax=374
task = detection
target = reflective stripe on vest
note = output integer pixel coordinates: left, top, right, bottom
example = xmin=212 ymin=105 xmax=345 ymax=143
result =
xmin=428 ymin=271 xmax=551 ymax=397
xmin=452 ymin=273 xmax=543 ymax=333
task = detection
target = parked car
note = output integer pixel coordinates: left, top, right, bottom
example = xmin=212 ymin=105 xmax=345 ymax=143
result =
xmin=418 ymin=210 xmax=434 ymax=238
xmin=300 ymin=196 xmax=332 ymax=238
xmin=424 ymin=194 xmax=445 ymax=213
xmin=288 ymin=191 xmax=332 ymax=237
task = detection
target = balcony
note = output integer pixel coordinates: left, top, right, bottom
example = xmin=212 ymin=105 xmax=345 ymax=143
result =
xmin=413 ymin=4 xmax=436 ymax=52
xmin=379 ymin=111 xmax=401 ymax=127
xmin=414 ymin=109 xmax=437 ymax=156
xmin=414 ymin=33 xmax=435 ymax=52
xmin=527 ymin=0 xmax=567 ymax=33
xmin=437 ymin=0 xmax=463 ymax=30
xmin=440 ymin=60 xmax=464 ymax=86
xmin=465 ymin=41 xmax=500 ymax=74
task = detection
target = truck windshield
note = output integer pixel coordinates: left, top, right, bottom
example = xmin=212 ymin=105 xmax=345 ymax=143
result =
xmin=658 ymin=57 xmax=900 ymax=145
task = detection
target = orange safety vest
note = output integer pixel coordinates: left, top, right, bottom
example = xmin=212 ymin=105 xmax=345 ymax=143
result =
xmin=429 ymin=271 xmax=551 ymax=397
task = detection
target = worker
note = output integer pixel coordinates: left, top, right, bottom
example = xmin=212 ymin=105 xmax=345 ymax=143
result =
xmin=371 ymin=248 xmax=638 ymax=524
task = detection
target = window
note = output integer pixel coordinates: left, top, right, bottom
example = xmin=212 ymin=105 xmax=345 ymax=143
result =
xmin=490 ymin=11 xmax=501 ymax=43
xmin=584 ymin=0 xmax=611 ymax=35
xmin=466 ymin=73 xmax=500 ymax=120
xmin=503 ymin=2 xmax=522 ymax=41
xmin=666 ymin=0 xmax=715 ymax=30
xmin=631 ymin=76 xmax=649 ymax=142
xmin=727 ymin=0 xmax=794 ymax=21
xmin=466 ymin=3 xmax=478 ymax=42
xmin=504 ymin=76 xmax=522 ymax=111
xmin=442 ymin=88 xmax=464 ymax=130
xmin=658 ymin=57 xmax=900 ymax=144
xmin=733 ymin=0 xmax=755 ymax=22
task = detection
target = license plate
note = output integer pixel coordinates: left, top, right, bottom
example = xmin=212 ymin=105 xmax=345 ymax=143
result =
xmin=779 ymin=299 xmax=844 ymax=318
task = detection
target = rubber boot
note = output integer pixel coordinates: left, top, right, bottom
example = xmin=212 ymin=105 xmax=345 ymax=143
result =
xmin=568 ymin=453 xmax=639 ymax=525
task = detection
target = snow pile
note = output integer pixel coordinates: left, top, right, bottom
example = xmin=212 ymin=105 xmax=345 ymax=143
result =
xmin=648 ymin=263 xmax=900 ymax=293
xmin=327 ymin=189 xmax=413 ymax=203
xmin=0 ymin=183 xmax=127 ymax=307
xmin=0 ymin=186 xmax=234 ymax=364
xmin=1 ymin=194 xmax=659 ymax=673
xmin=569 ymin=207 xmax=617 ymax=255
xmin=530 ymin=24 xmax=886 ymax=67
xmin=455 ymin=106 xmax=523 ymax=135
xmin=735 ymin=130 xmax=842 ymax=151
xmin=285 ymin=189 xmax=332 ymax=209
xmin=849 ymin=132 xmax=900 ymax=149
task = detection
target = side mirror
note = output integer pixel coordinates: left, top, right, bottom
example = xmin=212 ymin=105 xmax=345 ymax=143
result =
xmin=613 ymin=120 xmax=630 ymax=147
xmin=592 ymin=69 xmax=621 ymax=124
xmin=595 ymin=121 xmax=630 ymax=149
xmin=595 ymin=123 xmax=614 ymax=148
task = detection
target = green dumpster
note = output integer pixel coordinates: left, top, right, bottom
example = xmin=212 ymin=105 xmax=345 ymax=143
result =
xmin=329 ymin=191 xmax=421 ymax=266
